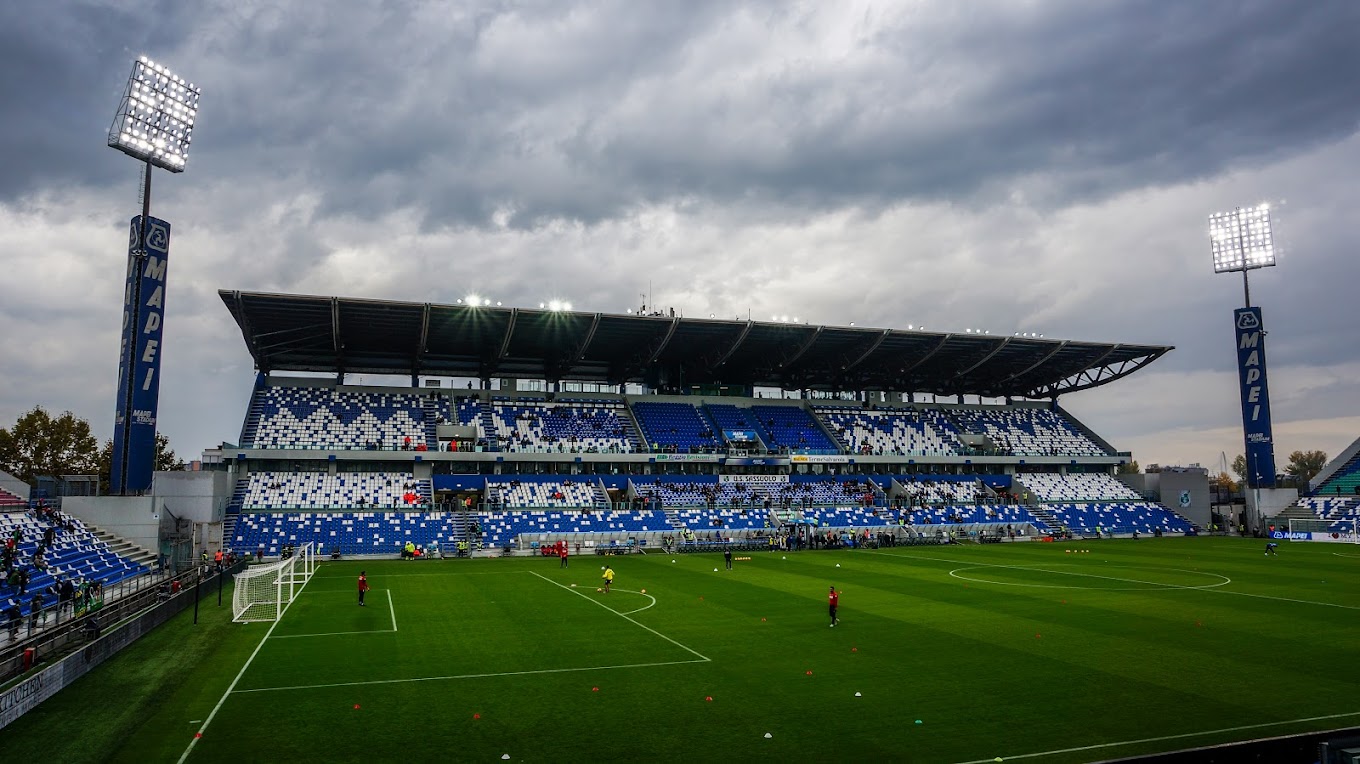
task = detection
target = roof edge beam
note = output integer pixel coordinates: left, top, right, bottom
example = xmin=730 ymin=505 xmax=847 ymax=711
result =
xmin=647 ymin=317 xmax=682 ymax=364
xmin=497 ymin=308 xmax=519 ymax=360
xmin=844 ymin=329 xmax=890 ymax=371
xmin=712 ymin=321 xmax=755 ymax=368
xmin=955 ymin=337 xmax=1012 ymax=376
xmin=574 ymin=313 xmax=602 ymax=360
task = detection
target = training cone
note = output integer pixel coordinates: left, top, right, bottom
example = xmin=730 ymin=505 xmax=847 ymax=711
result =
xmin=473 ymin=713 xmax=481 ymax=720
xmin=805 ymin=670 xmax=813 ymax=676
xmin=570 ymin=584 xmax=577 ymax=588
xmin=502 ymin=755 xmax=511 ymax=760
xmin=764 ymin=732 xmax=773 ymax=739
xmin=714 ymin=568 xmax=719 ymax=572
xmin=781 ymin=556 xmax=786 ymax=559
xmin=353 ymin=704 xmax=361 ymax=709
xmin=592 ymin=687 xmax=599 ymax=692
xmin=854 ymin=692 xmax=862 ymax=697
xmin=672 ymin=559 xmax=676 ymax=563
xmin=852 ymin=647 xmax=857 ymax=652
xmin=705 ymin=696 xmax=713 ymax=702
xmin=761 ymin=617 xmax=766 ymax=622
xmin=915 ymin=719 xmax=922 ymax=725
xmin=835 ymin=563 xmax=841 ymax=567
xmin=641 ymin=588 xmax=646 ymax=594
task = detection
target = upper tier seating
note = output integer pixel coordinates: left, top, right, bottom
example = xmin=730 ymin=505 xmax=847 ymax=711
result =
xmin=1046 ymin=502 xmax=1192 ymax=534
xmin=492 ymin=401 xmax=635 ymax=453
xmin=1019 ymin=473 xmax=1142 ymax=502
xmin=243 ymin=471 xmax=424 ymax=509
xmin=816 ymin=407 xmax=960 ymax=456
xmin=704 ymin=404 xmax=771 ymax=449
xmin=251 ymin=387 xmax=425 ymax=450
xmin=950 ymin=408 xmax=1106 ymax=457
xmin=630 ymin=402 xmax=722 ymax=453
xmin=0 ymin=487 xmax=26 ymax=508
xmin=1313 ymin=452 xmax=1360 ymax=497
xmin=486 ymin=479 xmax=597 ymax=508
xmin=1 ymin=510 xmax=147 ymax=611
xmin=750 ymin=405 xmax=839 ymax=453
xmin=436 ymin=396 xmax=482 ymax=427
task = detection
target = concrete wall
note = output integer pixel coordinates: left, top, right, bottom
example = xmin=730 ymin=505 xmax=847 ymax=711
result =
xmin=62 ymin=496 xmax=159 ymax=554
xmin=1156 ymin=471 xmax=1212 ymax=528
xmin=152 ymin=470 xmax=233 ymax=524
xmin=0 ymin=470 xmax=28 ymax=501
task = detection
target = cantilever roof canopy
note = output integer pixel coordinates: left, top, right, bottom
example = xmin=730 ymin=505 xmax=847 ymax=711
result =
xmin=221 ymin=290 xmax=1172 ymax=399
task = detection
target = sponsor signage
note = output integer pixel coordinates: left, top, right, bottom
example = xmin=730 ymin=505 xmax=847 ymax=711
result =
xmin=790 ymin=454 xmax=850 ymax=464
xmin=1271 ymin=531 xmax=1359 ymax=543
xmin=1233 ymin=307 xmax=1276 ymax=489
xmin=718 ymin=474 xmax=789 ymax=484
xmin=723 ymin=429 xmax=758 ymax=442
xmin=652 ymin=454 xmax=721 ymax=463
xmin=111 ymin=216 xmax=171 ymax=494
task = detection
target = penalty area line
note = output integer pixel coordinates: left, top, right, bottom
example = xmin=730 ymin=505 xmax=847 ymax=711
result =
xmin=232 ymin=659 xmax=709 ymax=694
xmin=177 ymin=569 xmax=317 ymax=762
xmin=528 ymin=571 xmax=709 ymax=662
xmin=953 ymin=709 xmax=1360 ymax=763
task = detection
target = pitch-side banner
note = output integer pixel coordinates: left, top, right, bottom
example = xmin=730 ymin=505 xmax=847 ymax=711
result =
xmin=1234 ymin=307 xmax=1276 ymax=489
xmin=111 ymin=215 xmax=171 ymax=494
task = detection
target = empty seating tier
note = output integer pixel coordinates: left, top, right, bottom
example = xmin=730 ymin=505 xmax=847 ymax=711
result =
xmin=816 ymin=407 xmax=960 ymax=456
xmin=243 ymin=471 xmax=424 ymax=510
xmin=492 ymin=401 xmax=635 ymax=453
xmin=1046 ymin=503 xmax=1193 ymax=535
xmin=1018 ymin=473 xmax=1143 ymax=503
xmin=630 ymin=402 xmax=722 ymax=453
xmin=486 ymin=479 xmax=597 ymax=508
xmin=950 ymin=408 xmax=1106 ymax=457
xmin=250 ymin=387 xmax=426 ymax=450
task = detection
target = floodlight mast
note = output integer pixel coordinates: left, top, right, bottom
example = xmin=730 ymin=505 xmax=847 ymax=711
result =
xmin=1209 ymin=203 xmax=1279 ymax=525
xmin=105 ymin=56 xmax=200 ymax=495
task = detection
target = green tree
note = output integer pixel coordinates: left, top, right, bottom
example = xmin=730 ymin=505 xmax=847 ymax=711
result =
xmin=0 ymin=407 xmax=102 ymax=485
xmin=1284 ymin=449 xmax=1328 ymax=487
xmin=1116 ymin=460 xmax=1140 ymax=474
xmin=1211 ymin=471 xmax=1238 ymax=492
xmin=1231 ymin=454 xmax=1247 ymax=482
xmin=97 ymin=432 xmax=185 ymax=492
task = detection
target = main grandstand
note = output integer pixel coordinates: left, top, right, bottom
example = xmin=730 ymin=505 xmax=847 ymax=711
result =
xmin=218 ymin=290 xmax=1193 ymax=557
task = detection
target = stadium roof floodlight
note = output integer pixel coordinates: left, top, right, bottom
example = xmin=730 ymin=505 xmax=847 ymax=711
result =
xmin=465 ymin=294 xmax=480 ymax=306
xmin=548 ymin=300 xmax=562 ymax=311
xmin=1210 ymin=204 xmax=1276 ymax=274
xmin=107 ymin=56 xmax=201 ymax=173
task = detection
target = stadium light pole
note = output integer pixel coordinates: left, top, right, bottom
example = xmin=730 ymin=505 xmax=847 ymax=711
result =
xmin=1209 ymin=204 xmax=1278 ymax=534
xmin=106 ymin=56 xmax=201 ymax=495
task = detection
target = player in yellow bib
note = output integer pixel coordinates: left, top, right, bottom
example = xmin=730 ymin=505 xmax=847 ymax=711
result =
xmin=602 ymin=565 xmax=615 ymax=594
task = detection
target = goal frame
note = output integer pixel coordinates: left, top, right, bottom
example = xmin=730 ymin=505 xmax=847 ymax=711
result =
xmin=232 ymin=542 xmax=317 ymax=622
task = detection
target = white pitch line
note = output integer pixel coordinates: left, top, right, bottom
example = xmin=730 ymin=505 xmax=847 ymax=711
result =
xmin=952 ymin=709 xmax=1360 ymax=763
xmin=947 ymin=565 xmax=1231 ymax=591
xmin=867 ymin=549 xmax=1360 ymax=611
xmin=177 ymin=568 xmax=318 ymax=763
xmin=529 ymin=571 xmax=710 ymax=662
xmin=387 ymin=588 xmax=397 ymax=632
xmin=231 ymin=659 xmax=708 ymax=694
xmin=612 ymin=588 xmax=657 ymax=616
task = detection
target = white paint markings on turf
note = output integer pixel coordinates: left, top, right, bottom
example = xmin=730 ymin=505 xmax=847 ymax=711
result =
xmin=866 ymin=549 xmax=1360 ymax=611
xmin=177 ymin=562 xmax=318 ymax=763
xmin=272 ymin=589 xmax=398 ymax=638
xmin=232 ymin=659 xmax=708 ymax=694
xmin=528 ymin=571 xmax=710 ymax=662
xmin=952 ymin=709 xmax=1360 ymax=764
xmin=611 ymin=588 xmax=656 ymax=616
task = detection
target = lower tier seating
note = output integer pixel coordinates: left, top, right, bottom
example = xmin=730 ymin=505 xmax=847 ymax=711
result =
xmin=1045 ymin=503 xmax=1192 ymax=534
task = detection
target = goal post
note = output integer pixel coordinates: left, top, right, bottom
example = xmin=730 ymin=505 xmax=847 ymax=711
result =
xmin=232 ymin=542 xmax=318 ymax=623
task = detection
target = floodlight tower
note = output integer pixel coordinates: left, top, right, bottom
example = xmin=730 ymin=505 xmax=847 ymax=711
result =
xmin=106 ymin=56 xmax=201 ymax=494
xmin=1209 ymin=204 xmax=1278 ymax=528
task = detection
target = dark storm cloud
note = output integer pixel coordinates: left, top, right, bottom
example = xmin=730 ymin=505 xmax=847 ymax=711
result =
xmin=4 ymin=1 xmax=1358 ymax=226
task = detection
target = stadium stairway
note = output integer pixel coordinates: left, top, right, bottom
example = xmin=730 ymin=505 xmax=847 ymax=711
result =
xmin=663 ymin=508 xmax=685 ymax=531
xmin=1023 ymin=504 xmax=1069 ymax=536
xmin=421 ymin=395 xmax=440 ymax=448
xmin=238 ymin=388 xmax=265 ymax=448
xmin=87 ymin=523 xmax=158 ymax=569
xmin=615 ymin=404 xmax=649 ymax=451
xmin=478 ymin=401 xmax=499 ymax=450
xmin=803 ymin=401 xmax=848 ymax=453
xmin=591 ymin=481 xmax=610 ymax=510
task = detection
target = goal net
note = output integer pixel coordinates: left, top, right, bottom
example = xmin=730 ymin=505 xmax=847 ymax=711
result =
xmin=232 ymin=542 xmax=318 ymax=622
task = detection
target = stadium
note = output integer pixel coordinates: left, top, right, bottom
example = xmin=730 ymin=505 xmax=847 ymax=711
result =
xmin=4 ymin=5 xmax=1360 ymax=763
xmin=3 ymin=284 xmax=1359 ymax=762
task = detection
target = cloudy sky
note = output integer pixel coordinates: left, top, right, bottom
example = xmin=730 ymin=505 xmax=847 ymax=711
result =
xmin=1 ymin=0 xmax=1358 ymax=474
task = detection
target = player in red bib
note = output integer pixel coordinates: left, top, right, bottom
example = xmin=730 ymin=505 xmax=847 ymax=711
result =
xmin=358 ymin=571 xmax=369 ymax=607
xmin=828 ymin=586 xmax=839 ymax=627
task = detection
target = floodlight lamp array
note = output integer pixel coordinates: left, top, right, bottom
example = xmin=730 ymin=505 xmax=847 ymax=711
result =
xmin=107 ymin=56 xmax=200 ymax=172
xmin=1209 ymin=204 xmax=1275 ymax=273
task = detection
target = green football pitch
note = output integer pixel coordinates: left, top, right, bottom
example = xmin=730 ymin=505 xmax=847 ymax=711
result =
xmin=5 ymin=537 xmax=1359 ymax=763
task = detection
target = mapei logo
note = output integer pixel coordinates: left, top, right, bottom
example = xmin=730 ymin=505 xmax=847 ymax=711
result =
xmin=1236 ymin=311 xmax=1260 ymax=331
xmin=145 ymin=223 xmax=170 ymax=253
